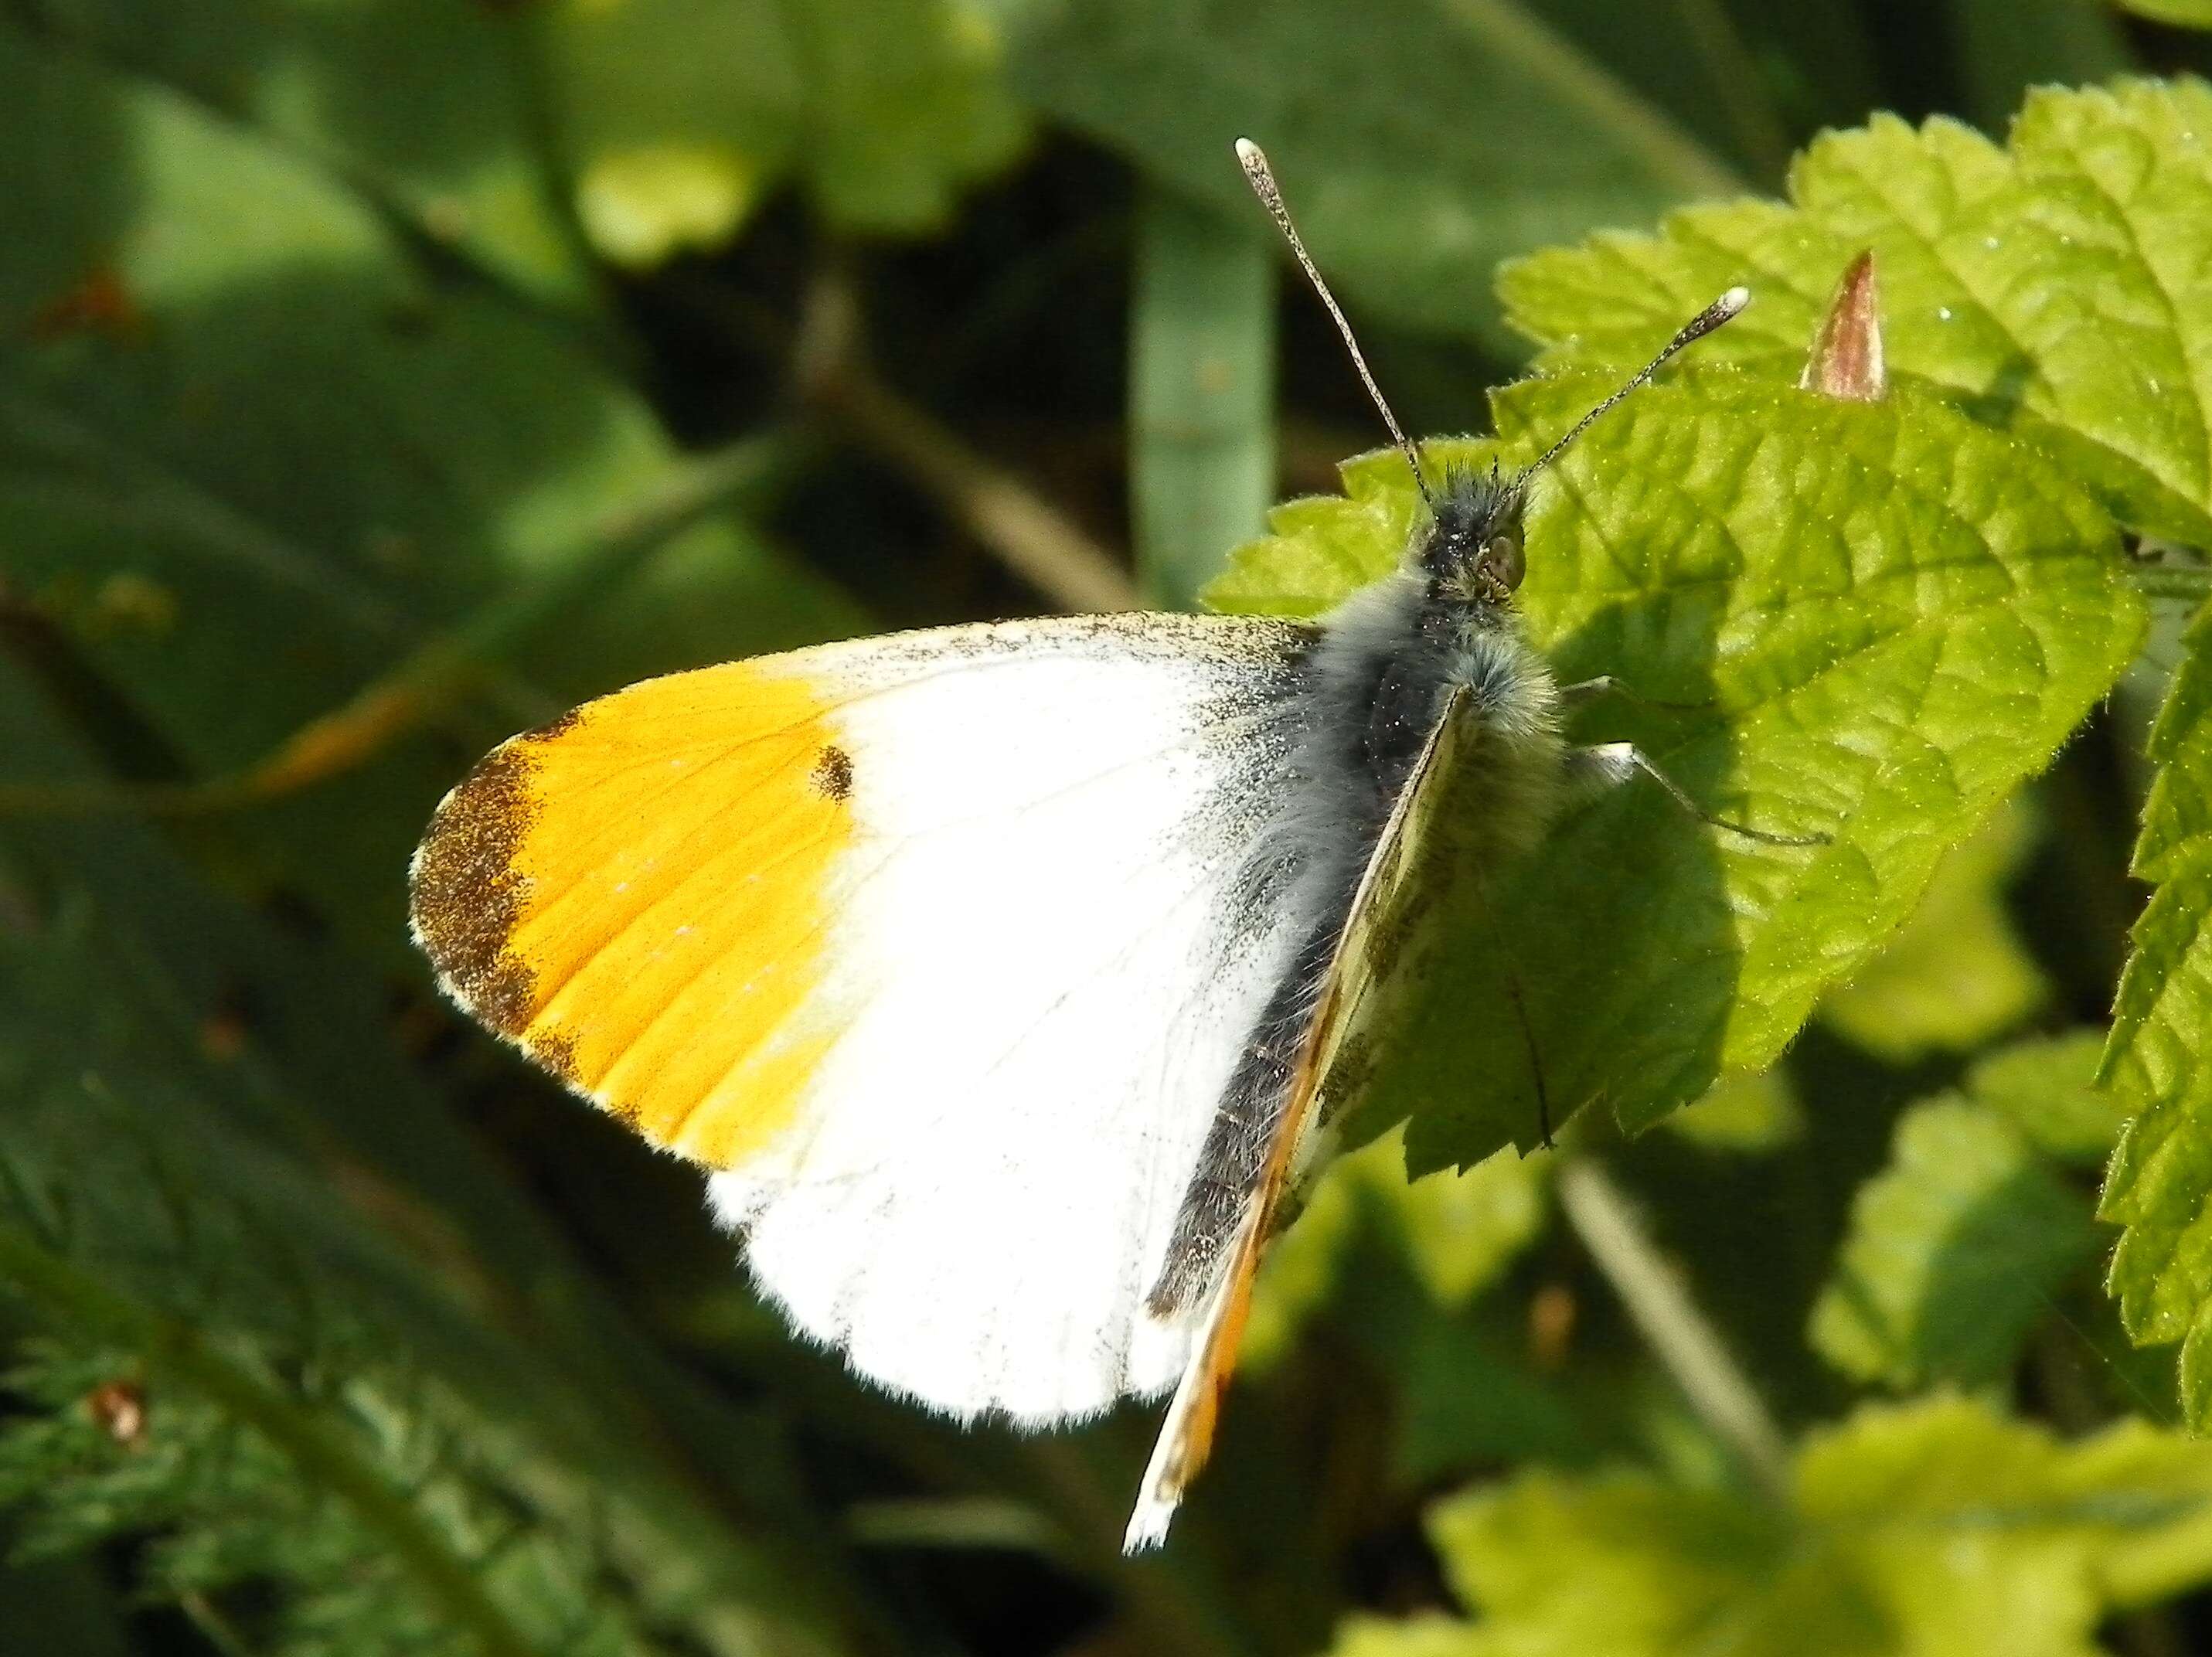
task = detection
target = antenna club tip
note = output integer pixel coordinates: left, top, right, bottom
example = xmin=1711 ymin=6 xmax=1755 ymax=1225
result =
xmin=1720 ymin=284 xmax=1751 ymax=315
xmin=1234 ymin=136 xmax=1264 ymax=166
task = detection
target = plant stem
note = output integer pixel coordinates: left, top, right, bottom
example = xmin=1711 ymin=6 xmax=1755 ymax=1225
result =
xmin=1667 ymin=0 xmax=1794 ymax=183
xmin=1556 ymin=1158 xmax=1791 ymax=1495
xmin=179 ymin=1592 xmax=258 ymax=1657
xmin=823 ymin=366 xmax=1138 ymax=613
xmin=845 ymin=1495 xmax=1059 ymax=1551
xmin=1437 ymin=0 xmax=1745 ymax=198
xmin=2131 ymin=564 xmax=2212 ymax=606
xmin=1129 ymin=186 xmax=1276 ymax=611
xmin=792 ymin=269 xmax=1137 ymax=614
xmin=0 ymin=430 xmax=798 ymax=818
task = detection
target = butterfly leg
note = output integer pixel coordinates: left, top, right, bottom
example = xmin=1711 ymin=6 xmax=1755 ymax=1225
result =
xmin=1564 ymin=742 xmax=1826 ymax=848
xmin=1556 ymin=674 xmax=1709 ymax=714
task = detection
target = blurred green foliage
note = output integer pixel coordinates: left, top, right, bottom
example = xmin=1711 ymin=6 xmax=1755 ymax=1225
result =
xmin=1808 ymin=1035 xmax=2112 ymax=1390
xmin=7 ymin=2 xmax=2212 ymax=1654
xmin=1361 ymin=1397 xmax=2212 ymax=1657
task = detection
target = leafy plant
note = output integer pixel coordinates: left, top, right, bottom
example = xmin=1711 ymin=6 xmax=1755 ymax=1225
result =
xmin=1215 ymin=373 xmax=2138 ymax=1172
xmin=1343 ymin=1396 xmax=2212 ymax=1657
xmin=1808 ymin=1032 xmax=2114 ymax=1388
xmin=10 ymin=4 xmax=2212 ymax=1655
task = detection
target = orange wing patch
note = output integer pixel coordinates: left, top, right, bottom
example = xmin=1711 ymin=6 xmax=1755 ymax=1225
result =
xmin=409 ymin=663 xmax=856 ymax=1169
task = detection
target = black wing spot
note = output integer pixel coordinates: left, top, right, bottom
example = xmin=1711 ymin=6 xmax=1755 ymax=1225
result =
xmin=812 ymin=745 xmax=854 ymax=800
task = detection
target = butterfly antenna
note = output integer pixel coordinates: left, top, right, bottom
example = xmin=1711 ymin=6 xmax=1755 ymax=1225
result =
xmin=1236 ymin=138 xmax=1431 ymax=506
xmin=1523 ymin=286 xmax=1751 ymax=479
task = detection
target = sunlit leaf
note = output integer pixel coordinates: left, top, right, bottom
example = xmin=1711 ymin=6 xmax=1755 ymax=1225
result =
xmin=1245 ymin=1131 xmax=1547 ymax=1369
xmin=1339 ymin=1397 xmax=2212 ymax=1657
xmin=1969 ymin=1029 xmax=2125 ymax=1165
xmin=2112 ymin=0 xmax=2212 ymax=26
xmin=548 ymin=0 xmax=1025 ymax=266
xmin=1502 ymin=80 xmax=2212 ymax=546
xmin=1394 ymin=1143 xmax=1550 ymax=1306
xmin=1820 ymin=797 xmax=2047 ymax=1061
xmin=1211 ymin=374 xmax=2139 ymax=1172
xmin=1660 ymin=1070 xmax=1805 ymax=1153
xmin=2102 ymin=600 xmax=2212 ymax=1427
xmin=1809 ymin=1096 xmax=2095 ymax=1388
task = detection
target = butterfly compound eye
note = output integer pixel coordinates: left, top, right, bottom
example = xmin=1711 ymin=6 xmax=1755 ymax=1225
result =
xmin=1480 ymin=532 xmax=1525 ymax=595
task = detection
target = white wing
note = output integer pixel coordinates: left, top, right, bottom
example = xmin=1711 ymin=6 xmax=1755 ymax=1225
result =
xmin=411 ymin=612 xmax=1321 ymax=1426
xmin=717 ymin=616 xmax=1316 ymax=1424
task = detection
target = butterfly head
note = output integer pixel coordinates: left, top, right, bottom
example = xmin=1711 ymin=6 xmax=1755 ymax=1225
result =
xmin=1421 ymin=466 xmax=1526 ymax=607
xmin=1406 ymin=283 xmax=1751 ymax=609
xmin=1231 ymin=138 xmax=1747 ymax=621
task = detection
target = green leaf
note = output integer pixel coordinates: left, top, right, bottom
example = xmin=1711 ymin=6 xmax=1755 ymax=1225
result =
xmin=1242 ymin=1153 xmax=1363 ymax=1372
xmin=547 ymin=0 xmax=795 ymax=266
xmin=1820 ymin=796 xmax=2047 ymax=1061
xmin=1809 ymin=1096 xmax=2095 ymax=1388
xmin=26 ymin=0 xmax=595 ymax=308
xmin=1659 ymin=1070 xmax=1805 ymax=1153
xmin=1203 ymin=481 xmax=1403 ymax=618
xmin=1501 ymin=79 xmax=2212 ymax=546
xmin=1388 ymin=1314 xmax=1596 ymax=1487
xmin=0 ymin=658 xmax=873 ymax=1654
xmin=1217 ymin=373 xmax=2139 ymax=1172
xmin=549 ymin=0 xmax=1026 ymax=267
xmin=1010 ymin=0 xmax=1741 ymax=347
xmin=1946 ymin=0 xmax=2135 ymax=136
xmin=1969 ymin=1029 xmax=2128 ymax=1165
xmin=1347 ymin=1396 xmax=2212 ymax=1657
xmin=2129 ymin=604 xmax=2212 ymax=883
xmin=783 ymin=0 xmax=1029 ymax=232
xmin=0 ymin=22 xmax=856 ymax=954
xmin=1245 ymin=1131 xmax=1547 ymax=1369
xmin=2113 ymin=0 xmax=2212 ymax=26
xmin=0 ymin=961 xmax=832 ymax=1657
xmin=2101 ymin=600 xmax=2212 ymax=1425
xmin=1393 ymin=1143 xmax=1551 ymax=1306
xmin=1244 ymin=1134 xmax=1570 ymax=1492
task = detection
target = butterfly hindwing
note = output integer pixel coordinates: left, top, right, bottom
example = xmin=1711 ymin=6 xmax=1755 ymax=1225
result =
xmin=1125 ymin=685 xmax=1475 ymax=1548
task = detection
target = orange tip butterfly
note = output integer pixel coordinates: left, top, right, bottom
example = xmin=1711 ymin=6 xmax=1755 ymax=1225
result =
xmin=409 ymin=139 xmax=1758 ymax=1553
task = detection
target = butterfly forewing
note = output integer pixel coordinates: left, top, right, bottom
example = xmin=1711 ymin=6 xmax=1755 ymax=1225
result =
xmin=410 ymin=614 xmax=1321 ymax=1424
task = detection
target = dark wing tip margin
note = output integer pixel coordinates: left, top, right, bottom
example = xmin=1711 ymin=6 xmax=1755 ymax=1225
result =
xmin=407 ymin=740 xmax=545 ymax=1039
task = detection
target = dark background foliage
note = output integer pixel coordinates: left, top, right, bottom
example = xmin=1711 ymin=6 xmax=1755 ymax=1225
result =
xmin=6 ymin=1 xmax=2212 ymax=1654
